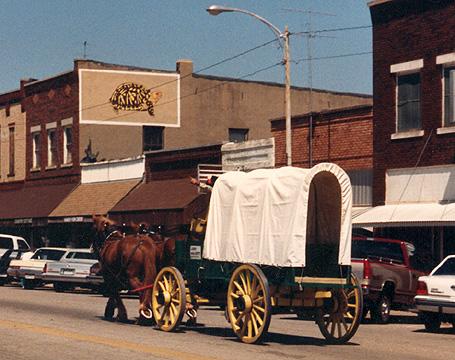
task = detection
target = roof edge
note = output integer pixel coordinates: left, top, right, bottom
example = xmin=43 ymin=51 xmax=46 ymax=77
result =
xmin=368 ymin=0 xmax=394 ymax=8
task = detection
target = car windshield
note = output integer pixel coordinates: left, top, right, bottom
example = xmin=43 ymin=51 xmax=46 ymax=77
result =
xmin=352 ymin=239 xmax=404 ymax=263
xmin=68 ymin=251 xmax=96 ymax=260
xmin=433 ymin=258 xmax=455 ymax=275
xmin=0 ymin=237 xmax=13 ymax=249
xmin=31 ymin=249 xmax=66 ymax=261
xmin=17 ymin=240 xmax=30 ymax=250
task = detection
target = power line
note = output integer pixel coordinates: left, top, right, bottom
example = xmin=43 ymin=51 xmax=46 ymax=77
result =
xmin=96 ymin=61 xmax=283 ymax=123
xmin=193 ymin=39 xmax=279 ymax=75
xmin=74 ymin=50 xmax=371 ymax=124
xmin=292 ymin=50 xmax=372 ymax=64
xmin=76 ymin=38 xmax=280 ymax=114
xmin=293 ymin=24 xmax=371 ymax=36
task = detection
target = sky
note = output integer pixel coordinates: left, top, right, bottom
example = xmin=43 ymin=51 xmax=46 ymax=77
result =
xmin=0 ymin=0 xmax=372 ymax=96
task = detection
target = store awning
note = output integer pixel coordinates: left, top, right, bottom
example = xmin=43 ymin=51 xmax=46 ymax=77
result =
xmin=352 ymin=203 xmax=455 ymax=228
xmin=352 ymin=207 xmax=372 ymax=218
xmin=109 ymin=178 xmax=210 ymax=226
xmin=49 ymin=179 xmax=140 ymax=221
xmin=0 ymin=182 xmax=77 ymax=223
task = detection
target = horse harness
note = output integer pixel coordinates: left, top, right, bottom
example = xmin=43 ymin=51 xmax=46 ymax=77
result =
xmin=98 ymin=230 xmax=145 ymax=290
xmin=98 ymin=229 xmax=166 ymax=292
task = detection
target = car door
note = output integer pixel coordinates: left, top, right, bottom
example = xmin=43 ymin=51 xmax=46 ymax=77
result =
xmin=428 ymin=257 xmax=455 ymax=301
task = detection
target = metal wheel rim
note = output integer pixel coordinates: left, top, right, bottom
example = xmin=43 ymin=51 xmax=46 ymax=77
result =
xmin=316 ymin=273 xmax=363 ymax=344
xmin=151 ymin=266 xmax=186 ymax=332
xmin=227 ymin=264 xmax=271 ymax=344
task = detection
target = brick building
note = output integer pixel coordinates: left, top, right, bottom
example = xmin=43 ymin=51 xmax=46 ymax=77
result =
xmin=353 ymin=0 xmax=455 ymax=266
xmin=0 ymin=88 xmax=26 ymax=183
xmin=0 ymin=57 xmax=372 ymax=246
xmin=272 ymin=104 xmax=373 ymax=209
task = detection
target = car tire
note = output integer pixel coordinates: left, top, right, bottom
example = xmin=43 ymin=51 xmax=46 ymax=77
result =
xmin=0 ymin=278 xmax=5 ymax=286
xmin=54 ymin=283 xmax=67 ymax=293
xmin=421 ymin=312 xmax=441 ymax=331
xmin=21 ymin=279 xmax=35 ymax=290
xmin=370 ymin=294 xmax=391 ymax=324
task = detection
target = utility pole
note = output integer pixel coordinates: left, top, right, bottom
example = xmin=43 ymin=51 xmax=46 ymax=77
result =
xmin=284 ymin=26 xmax=292 ymax=166
xmin=282 ymin=8 xmax=334 ymax=167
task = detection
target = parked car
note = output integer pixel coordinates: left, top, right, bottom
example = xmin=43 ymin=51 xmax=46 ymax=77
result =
xmin=0 ymin=234 xmax=32 ymax=285
xmin=414 ymin=255 xmax=455 ymax=331
xmin=7 ymin=247 xmax=69 ymax=289
xmin=0 ymin=234 xmax=31 ymax=258
xmin=42 ymin=249 xmax=103 ymax=292
xmin=351 ymin=236 xmax=424 ymax=323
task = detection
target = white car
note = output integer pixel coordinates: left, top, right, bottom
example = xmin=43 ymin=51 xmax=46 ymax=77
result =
xmin=7 ymin=247 xmax=69 ymax=289
xmin=0 ymin=234 xmax=32 ymax=285
xmin=0 ymin=234 xmax=31 ymax=257
xmin=41 ymin=249 xmax=102 ymax=292
xmin=414 ymin=255 xmax=455 ymax=331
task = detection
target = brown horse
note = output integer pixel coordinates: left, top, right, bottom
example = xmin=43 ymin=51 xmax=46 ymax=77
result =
xmin=92 ymin=215 xmax=175 ymax=323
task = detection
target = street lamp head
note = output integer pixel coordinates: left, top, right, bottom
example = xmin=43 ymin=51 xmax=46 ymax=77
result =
xmin=206 ymin=5 xmax=234 ymax=16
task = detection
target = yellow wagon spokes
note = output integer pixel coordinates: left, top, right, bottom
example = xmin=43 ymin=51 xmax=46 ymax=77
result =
xmin=158 ymin=280 xmax=166 ymax=292
xmin=227 ymin=264 xmax=272 ymax=344
xmin=316 ymin=274 xmax=363 ymax=344
xmin=151 ymin=267 xmax=186 ymax=332
xmin=251 ymin=309 xmax=264 ymax=327
xmin=239 ymin=272 xmax=248 ymax=293
xmin=253 ymin=296 xmax=264 ymax=304
xmin=233 ymin=280 xmax=246 ymax=295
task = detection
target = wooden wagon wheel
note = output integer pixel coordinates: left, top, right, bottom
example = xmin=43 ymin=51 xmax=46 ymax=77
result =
xmin=151 ymin=266 xmax=186 ymax=332
xmin=316 ymin=273 xmax=363 ymax=344
xmin=226 ymin=264 xmax=272 ymax=344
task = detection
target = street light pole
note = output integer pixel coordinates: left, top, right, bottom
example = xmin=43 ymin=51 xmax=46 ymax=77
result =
xmin=283 ymin=26 xmax=292 ymax=167
xmin=207 ymin=5 xmax=292 ymax=166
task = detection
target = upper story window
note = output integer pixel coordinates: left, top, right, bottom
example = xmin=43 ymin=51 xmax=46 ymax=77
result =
xmin=397 ymin=73 xmax=421 ymax=132
xmin=47 ymin=128 xmax=58 ymax=167
xmin=32 ymin=131 xmax=41 ymax=169
xmin=346 ymin=169 xmax=373 ymax=207
xmin=143 ymin=126 xmax=163 ymax=151
xmin=229 ymin=128 xmax=249 ymax=143
xmin=63 ymin=126 xmax=73 ymax=164
xmin=390 ymin=59 xmax=424 ymax=139
xmin=8 ymin=126 xmax=15 ymax=176
xmin=443 ymin=67 xmax=455 ymax=127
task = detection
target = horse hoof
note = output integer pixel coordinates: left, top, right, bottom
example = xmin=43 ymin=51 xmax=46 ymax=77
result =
xmin=140 ymin=308 xmax=153 ymax=319
xmin=104 ymin=307 xmax=115 ymax=320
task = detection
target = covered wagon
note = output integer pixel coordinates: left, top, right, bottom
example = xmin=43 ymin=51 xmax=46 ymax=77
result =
xmin=151 ymin=163 xmax=362 ymax=344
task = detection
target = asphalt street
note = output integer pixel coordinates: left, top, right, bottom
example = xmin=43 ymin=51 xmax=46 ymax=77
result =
xmin=0 ymin=285 xmax=454 ymax=360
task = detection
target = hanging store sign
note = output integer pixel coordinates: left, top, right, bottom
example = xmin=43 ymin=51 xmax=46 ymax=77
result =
xmin=14 ymin=218 xmax=32 ymax=224
xmin=79 ymin=69 xmax=180 ymax=127
xmin=63 ymin=216 xmax=85 ymax=223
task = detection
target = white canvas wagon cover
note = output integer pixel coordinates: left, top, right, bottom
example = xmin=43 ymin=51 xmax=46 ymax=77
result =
xmin=203 ymin=163 xmax=352 ymax=267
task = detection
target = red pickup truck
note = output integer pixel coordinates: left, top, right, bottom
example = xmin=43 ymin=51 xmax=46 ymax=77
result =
xmin=351 ymin=237 xmax=424 ymax=323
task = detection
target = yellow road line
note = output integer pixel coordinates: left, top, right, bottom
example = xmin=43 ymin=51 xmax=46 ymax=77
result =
xmin=0 ymin=319 xmax=217 ymax=360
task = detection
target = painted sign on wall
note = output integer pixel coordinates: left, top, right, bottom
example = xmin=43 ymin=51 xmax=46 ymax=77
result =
xmin=79 ymin=69 xmax=180 ymax=127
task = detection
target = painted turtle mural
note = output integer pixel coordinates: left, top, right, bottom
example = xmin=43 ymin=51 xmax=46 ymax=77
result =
xmin=109 ymin=83 xmax=162 ymax=116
